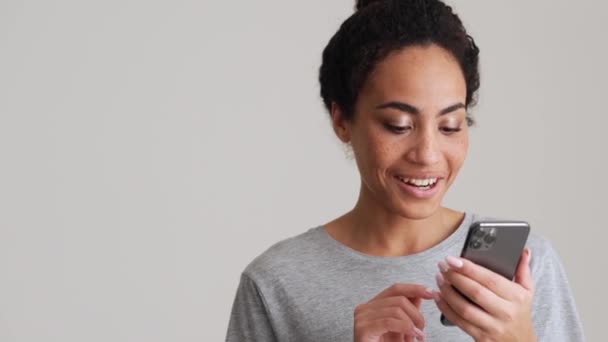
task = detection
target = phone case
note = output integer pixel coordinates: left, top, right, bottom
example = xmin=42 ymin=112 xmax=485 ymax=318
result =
xmin=461 ymin=221 xmax=530 ymax=279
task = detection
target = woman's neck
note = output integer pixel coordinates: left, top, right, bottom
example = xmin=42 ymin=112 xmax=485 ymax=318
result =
xmin=324 ymin=189 xmax=464 ymax=257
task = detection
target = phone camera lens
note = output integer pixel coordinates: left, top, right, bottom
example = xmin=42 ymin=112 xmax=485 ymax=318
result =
xmin=469 ymin=239 xmax=482 ymax=249
xmin=483 ymin=234 xmax=496 ymax=244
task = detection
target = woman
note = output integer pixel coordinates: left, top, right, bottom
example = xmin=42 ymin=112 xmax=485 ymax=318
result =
xmin=226 ymin=0 xmax=584 ymax=341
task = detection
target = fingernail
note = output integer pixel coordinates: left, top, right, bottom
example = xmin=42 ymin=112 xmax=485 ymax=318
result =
xmin=438 ymin=260 xmax=449 ymax=273
xmin=432 ymin=290 xmax=441 ymax=302
xmin=413 ymin=326 xmax=425 ymax=339
xmin=527 ymin=248 xmax=532 ymax=265
xmin=435 ymin=272 xmax=444 ymax=287
xmin=425 ymin=287 xmax=434 ymax=296
xmin=446 ymin=256 xmax=463 ymax=268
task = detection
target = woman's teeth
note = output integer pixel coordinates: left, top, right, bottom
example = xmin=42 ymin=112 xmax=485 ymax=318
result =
xmin=396 ymin=176 xmax=438 ymax=188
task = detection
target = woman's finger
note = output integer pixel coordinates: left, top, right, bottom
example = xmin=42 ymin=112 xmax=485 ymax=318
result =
xmin=382 ymin=332 xmax=408 ymax=342
xmin=514 ymin=248 xmax=534 ymax=291
xmin=356 ymin=317 xmax=423 ymax=341
xmin=441 ymin=267 xmax=509 ymax=317
xmin=444 ymin=256 xmax=522 ymax=301
xmin=369 ymin=283 xmax=435 ymax=302
xmin=356 ymin=306 xmax=411 ymax=327
xmin=432 ymin=290 xmax=483 ymax=340
xmin=403 ymin=334 xmax=415 ymax=342
xmin=435 ymin=272 xmax=495 ymax=332
xmin=358 ymin=296 xmax=426 ymax=329
xmin=410 ymin=296 xmax=422 ymax=310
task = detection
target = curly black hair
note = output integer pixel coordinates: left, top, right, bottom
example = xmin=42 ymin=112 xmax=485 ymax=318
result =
xmin=319 ymin=0 xmax=480 ymax=126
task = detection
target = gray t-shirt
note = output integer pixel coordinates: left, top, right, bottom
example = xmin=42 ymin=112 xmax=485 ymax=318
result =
xmin=225 ymin=212 xmax=585 ymax=341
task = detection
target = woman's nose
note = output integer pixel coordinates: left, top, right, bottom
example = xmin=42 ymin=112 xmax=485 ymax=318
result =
xmin=405 ymin=129 xmax=441 ymax=165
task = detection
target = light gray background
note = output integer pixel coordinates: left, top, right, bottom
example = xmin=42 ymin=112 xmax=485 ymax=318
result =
xmin=0 ymin=0 xmax=604 ymax=341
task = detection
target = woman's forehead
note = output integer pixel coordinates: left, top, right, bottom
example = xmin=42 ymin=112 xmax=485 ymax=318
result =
xmin=367 ymin=45 xmax=466 ymax=92
xmin=361 ymin=46 xmax=467 ymax=111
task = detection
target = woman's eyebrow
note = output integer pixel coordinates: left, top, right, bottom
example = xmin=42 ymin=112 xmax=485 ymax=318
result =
xmin=375 ymin=101 xmax=465 ymax=116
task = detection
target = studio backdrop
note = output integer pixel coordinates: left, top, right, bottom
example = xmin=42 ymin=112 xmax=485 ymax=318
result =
xmin=0 ymin=0 xmax=605 ymax=341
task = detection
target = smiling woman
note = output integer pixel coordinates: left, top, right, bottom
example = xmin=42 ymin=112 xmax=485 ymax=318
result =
xmin=330 ymin=44 xmax=469 ymax=222
xmin=225 ymin=0 xmax=585 ymax=341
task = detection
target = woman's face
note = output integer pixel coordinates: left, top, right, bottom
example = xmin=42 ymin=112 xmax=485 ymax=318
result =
xmin=332 ymin=43 xmax=469 ymax=219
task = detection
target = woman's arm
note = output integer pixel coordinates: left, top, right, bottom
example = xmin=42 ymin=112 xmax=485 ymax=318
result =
xmin=529 ymin=239 xmax=585 ymax=341
xmin=225 ymin=272 xmax=278 ymax=342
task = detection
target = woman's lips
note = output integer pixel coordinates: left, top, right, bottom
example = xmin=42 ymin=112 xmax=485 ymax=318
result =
xmin=393 ymin=175 xmax=442 ymax=199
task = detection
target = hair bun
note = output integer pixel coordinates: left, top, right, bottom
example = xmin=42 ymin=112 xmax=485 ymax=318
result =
xmin=355 ymin=0 xmax=384 ymax=11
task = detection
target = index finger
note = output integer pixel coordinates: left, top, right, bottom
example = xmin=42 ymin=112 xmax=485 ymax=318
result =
xmin=369 ymin=283 xmax=434 ymax=303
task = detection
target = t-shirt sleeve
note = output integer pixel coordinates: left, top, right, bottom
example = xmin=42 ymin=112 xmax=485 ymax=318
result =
xmin=225 ymin=272 xmax=278 ymax=342
xmin=530 ymin=239 xmax=585 ymax=341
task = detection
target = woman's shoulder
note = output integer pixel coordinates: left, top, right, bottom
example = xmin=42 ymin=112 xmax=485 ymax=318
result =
xmin=240 ymin=226 xmax=325 ymax=284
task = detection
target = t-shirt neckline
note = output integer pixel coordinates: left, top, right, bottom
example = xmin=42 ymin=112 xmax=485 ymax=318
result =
xmin=313 ymin=211 xmax=474 ymax=265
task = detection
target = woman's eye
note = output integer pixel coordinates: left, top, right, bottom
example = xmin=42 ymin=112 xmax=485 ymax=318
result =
xmin=441 ymin=127 xmax=462 ymax=134
xmin=385 ymin=124 xmax=411 ymax=133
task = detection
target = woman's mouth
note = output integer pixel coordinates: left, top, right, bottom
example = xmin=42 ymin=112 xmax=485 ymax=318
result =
xmin=393 ymin=175 xmax=442 ymax=199
xmin=395 ymin=176 xmax=438 ymax=189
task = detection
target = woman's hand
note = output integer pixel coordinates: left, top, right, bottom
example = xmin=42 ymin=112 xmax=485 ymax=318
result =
xmin=433 ymin=248 xmax=536 ymax=342
xmin=354 ymin=283 xmax=434 ymax=342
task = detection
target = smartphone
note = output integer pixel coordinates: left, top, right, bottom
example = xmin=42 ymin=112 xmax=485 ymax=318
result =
xmin=440 ymin=220 xmax=530 ymax=326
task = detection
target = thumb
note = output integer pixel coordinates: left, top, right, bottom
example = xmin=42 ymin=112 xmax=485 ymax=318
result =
xmin=514 ymin=247 xmax=533 ymax=290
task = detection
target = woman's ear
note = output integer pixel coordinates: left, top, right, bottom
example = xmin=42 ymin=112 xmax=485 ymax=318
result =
xmin=330 ymin=102 xmax=351 ymax=144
